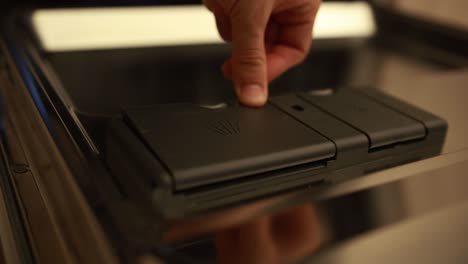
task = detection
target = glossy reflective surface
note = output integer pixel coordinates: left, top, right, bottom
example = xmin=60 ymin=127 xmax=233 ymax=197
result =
xmin=154 ymin=149 xmax=468 ymax=263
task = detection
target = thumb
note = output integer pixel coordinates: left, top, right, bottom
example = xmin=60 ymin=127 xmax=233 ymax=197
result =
xmin=230 ymin=3 xmax=270 ymax=107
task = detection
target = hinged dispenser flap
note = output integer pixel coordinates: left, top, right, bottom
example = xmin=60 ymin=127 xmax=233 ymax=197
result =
xmin=301 ymin=90 xmax=427 ymax=150
xmin=124 ymin=103 xmax=336 ymax=191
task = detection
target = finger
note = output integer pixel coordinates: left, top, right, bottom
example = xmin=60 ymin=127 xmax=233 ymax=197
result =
xmin=225 ymin=21 xmax=306 ymax=82
xmin=270 ymin=206 xmax=321 ymax=258
xmin=215 ymin=15 xmax=232 ymax=42
xmin=229 ymin=2 xmax=271 ymax=107
xmin=204 ymin=0 xmax=232 ymax=42
xmin=221 ymin=12 xmax=281 ymax=82
xmin=266 ymin=22 xmax=313 ymax=81
xmin=226 ymin=44 xmax=309 ymax=83
xmin=202 ymin=0 xmax=219 ymax=13
xmin=265 ymin=2 xmax=319 ymax=81
xmin=236 ymin=217 xmax=275 ymax=262
xmin=265 ymin=20 xmax=280 ymax=51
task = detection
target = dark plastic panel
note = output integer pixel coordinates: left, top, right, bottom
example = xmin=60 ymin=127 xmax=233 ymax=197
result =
xmin=356 ymin=89 xmax=447 ymax=145
xmin=301 ymin=90 xmax=427 ymax=149
xmin=269 ymin=94 xmax=369 ymax=167
xmin=124 ymin=103 xmax=336 ymax=191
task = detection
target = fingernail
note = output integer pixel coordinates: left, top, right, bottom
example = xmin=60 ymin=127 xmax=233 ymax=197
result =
xmin=239 ymin=84 xmax=266 ymax=106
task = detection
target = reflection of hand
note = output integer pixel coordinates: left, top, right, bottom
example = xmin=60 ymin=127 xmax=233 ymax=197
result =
xmin=203 ymin=0 xmax=321 ymax=107
xmin=164 ymin=198 xmax=278 ymax=243
xmin=216 ymin=205 xmax=321 ymax=264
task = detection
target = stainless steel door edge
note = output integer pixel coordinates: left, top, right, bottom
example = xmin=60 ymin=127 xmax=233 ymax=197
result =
xmin=0 ymin=39 xmax=118 ymax=264
xmin=0 ymin=143 xmax=33 ymax=264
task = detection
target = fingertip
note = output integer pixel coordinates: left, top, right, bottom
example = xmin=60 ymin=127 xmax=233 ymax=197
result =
xmin=236 ymin=84 xmax=268 ymax=107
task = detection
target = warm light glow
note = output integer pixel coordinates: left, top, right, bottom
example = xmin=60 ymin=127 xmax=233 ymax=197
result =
xmin=32 ymin=2 xmax=376 ymax=52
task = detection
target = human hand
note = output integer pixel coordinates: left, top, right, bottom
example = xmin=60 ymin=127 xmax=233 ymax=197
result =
xmin=203 ymin=0 xmax=321 ymax=107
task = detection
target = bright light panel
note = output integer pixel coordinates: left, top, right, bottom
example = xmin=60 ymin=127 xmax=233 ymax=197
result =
xmin=32 ymin=2 xmax=376 ymax=52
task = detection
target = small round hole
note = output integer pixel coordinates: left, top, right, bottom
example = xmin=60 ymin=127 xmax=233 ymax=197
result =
xmin=292 ymin=105 xmax=305 ymax=111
